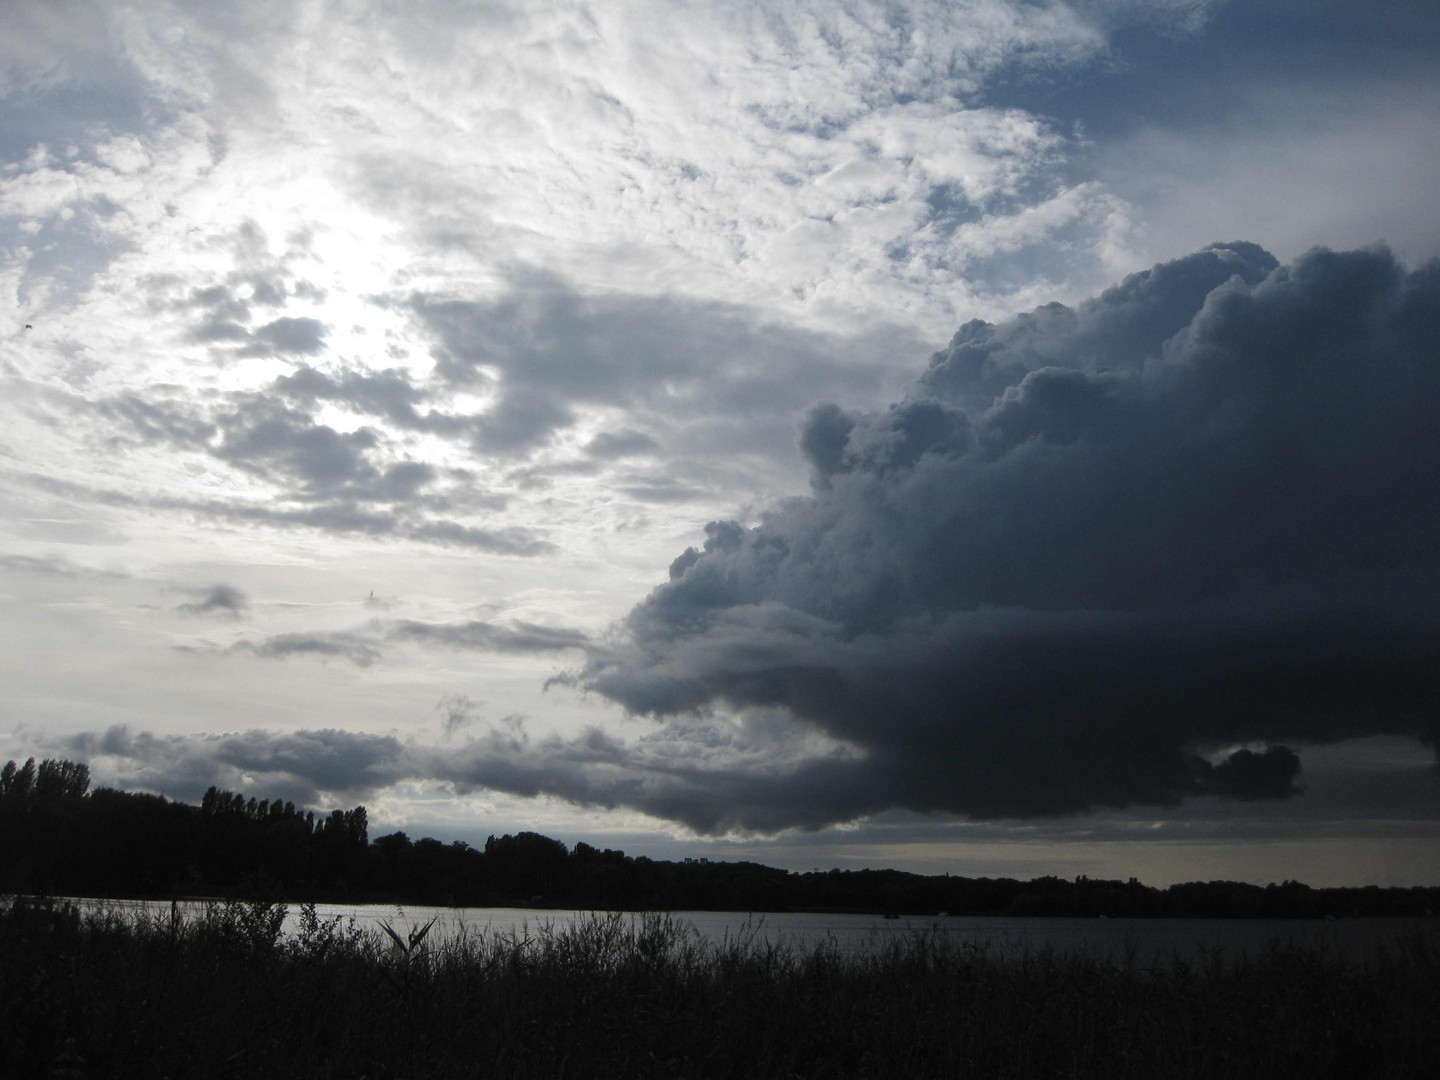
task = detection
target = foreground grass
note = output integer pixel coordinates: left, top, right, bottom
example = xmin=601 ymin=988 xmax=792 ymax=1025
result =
xmin=2 ymin=899 xmax=1436 ymax=1079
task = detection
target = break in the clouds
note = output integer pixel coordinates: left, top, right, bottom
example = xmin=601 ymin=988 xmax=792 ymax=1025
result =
xmin=574 ymin=242 xmax=1440 ymax=826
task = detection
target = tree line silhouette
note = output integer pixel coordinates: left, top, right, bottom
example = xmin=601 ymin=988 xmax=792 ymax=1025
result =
xmin=3 ymin=757 xmax=1436 ymax=918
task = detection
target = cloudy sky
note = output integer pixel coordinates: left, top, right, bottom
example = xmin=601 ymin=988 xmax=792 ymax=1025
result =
xmin=3 ymin=0 xmax=1437 ymax=887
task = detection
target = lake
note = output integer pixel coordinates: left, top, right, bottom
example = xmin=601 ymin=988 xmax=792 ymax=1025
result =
xmin=69 ymin=897 xmax=1433 ymax=962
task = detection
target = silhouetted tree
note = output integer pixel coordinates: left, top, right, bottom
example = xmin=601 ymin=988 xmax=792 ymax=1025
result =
xmin=5 ymin=755 xmax=1439 ymax=917
xmin=485 ymin=832 xmax=571 ymax=900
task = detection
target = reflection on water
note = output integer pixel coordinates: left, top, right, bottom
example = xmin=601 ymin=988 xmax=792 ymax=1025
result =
xmin=67 ymin=898 xmax=1434 ymax=961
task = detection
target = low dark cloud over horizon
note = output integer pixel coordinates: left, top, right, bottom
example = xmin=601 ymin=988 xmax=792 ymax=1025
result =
xmin=51 ymin=241 xmax=1440 ymax=838
xmin=575 ymin=241 xmax=1440 ymax=827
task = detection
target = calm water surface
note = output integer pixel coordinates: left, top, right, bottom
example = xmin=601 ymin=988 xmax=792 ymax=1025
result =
xmin=75 ymin=898 xmax=1432 ymax=961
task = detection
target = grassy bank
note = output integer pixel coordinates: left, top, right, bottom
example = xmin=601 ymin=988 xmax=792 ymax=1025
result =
xmin=3 ymin=899 xmax=1436 ymax=1079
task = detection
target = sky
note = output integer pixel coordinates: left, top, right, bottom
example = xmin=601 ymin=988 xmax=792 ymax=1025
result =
xmin=2 ymin=0 xmax=1437 ymax=888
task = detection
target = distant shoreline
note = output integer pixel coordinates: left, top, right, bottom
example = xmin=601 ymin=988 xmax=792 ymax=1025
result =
xmin=5 ymin=759 xmax=1437 ymax=921
xmin=17 ymin=891 xmax=1438 ymax=922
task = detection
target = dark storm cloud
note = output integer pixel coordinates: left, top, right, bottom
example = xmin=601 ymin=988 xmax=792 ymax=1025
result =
xmin=49 ymin=719 xmax=1437 ymax=841
xmin=1203 ymin=746 xmax=1303 ymax=801
xmin=920 ymin=241 xmax=1280 ymax=412
xmin=570 ymin=242 xmax=1440 ymax=827
xmin=206 ymin=728 xmax=408 ymax=795
xmin=409 ymin=272 xmax=911 ymax=459
xmin=429 ymin=725 xmax=877 ymax=834
xmin=177 ymin=583 xmax=250 ymax=618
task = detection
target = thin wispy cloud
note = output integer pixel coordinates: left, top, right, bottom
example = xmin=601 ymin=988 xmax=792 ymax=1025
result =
xmin=180 ymin=617 xmax=592 ymax=668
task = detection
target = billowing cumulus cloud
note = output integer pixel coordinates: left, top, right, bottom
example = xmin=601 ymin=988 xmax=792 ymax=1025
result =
xmin=573 ymin=242 xmax=1440 ymax=825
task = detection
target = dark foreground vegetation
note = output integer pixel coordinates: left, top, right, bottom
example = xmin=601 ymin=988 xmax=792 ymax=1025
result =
xmin=5 ymin=757 xmax=1439 ymax=918
xmin=3 ymin=898 xmax=1437 ymax=1079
